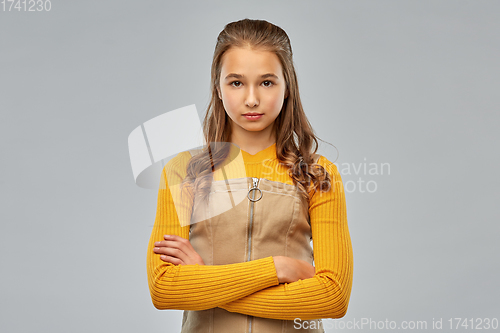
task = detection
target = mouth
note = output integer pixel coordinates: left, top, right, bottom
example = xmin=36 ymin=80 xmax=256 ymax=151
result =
xmin=243 ymin=113 xmax=263 ymax=120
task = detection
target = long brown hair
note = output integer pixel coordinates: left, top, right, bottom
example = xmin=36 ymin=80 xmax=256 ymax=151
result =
xmin=181 ymin=18 xmax=332 ymax=204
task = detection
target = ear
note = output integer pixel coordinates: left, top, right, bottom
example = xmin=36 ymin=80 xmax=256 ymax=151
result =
xmin=216 ymin=87 xmax=222 ymax=100
xmin=284 ymin=87 xmax=289 ymax=99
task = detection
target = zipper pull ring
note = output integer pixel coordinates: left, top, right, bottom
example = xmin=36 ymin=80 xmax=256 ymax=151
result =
xmin=247 ymin=177 xmax=262 ymax=202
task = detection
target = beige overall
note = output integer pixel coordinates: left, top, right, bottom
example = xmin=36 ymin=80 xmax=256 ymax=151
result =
xmin=180 ymin=150 xmax=325 ymax=333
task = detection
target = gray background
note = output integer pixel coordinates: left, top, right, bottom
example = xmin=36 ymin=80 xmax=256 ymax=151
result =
xmin=1 ymin=0 xmax=499 ymax=332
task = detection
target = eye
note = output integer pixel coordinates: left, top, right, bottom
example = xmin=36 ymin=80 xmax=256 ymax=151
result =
xmin=230 ymin=81 xmax=242 ymax=87
xmin=262 ymin=80 xmax=274 ymax=87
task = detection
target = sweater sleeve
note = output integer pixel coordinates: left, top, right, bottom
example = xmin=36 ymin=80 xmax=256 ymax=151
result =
xmin=218 ymin=157 xmax=353 ymax=320
xmin=147 ymin=152 xmax=280 ymax=311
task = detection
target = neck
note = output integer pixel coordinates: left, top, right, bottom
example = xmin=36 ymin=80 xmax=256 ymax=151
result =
xmin=230 ymin=125 xmax=276 ymax=155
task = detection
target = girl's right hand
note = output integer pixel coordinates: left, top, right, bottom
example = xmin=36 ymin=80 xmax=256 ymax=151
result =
xmin=272 ymin=256 xmax=315 ymax=284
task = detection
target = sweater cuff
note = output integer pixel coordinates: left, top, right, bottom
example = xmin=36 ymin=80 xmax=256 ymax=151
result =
xmin=258 ymin=256 xmax=280 ymax=287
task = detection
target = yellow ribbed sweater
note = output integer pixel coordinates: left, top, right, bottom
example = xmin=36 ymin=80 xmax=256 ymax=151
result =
xmin=146 ymin=143 xmax=353 ymax=320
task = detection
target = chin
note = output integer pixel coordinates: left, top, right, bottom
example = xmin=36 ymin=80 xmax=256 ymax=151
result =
xmin=243 ymin=122 xmax=268 ymax=129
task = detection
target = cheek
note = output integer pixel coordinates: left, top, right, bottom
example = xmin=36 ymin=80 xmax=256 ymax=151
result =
xmin=221 ymin=91 xmax=239 ymax=116
xmin=265 ymin=92 xmax=285 ymax=112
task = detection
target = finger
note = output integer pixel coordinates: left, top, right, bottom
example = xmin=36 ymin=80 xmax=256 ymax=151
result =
xmin=162 ymin=236 xmax=192 ymax=256
xmin=162 ymin=235 xmax=199 ymax=263
xmin=166 ymin=235 xmax=196 ymax=253
xmin=164 ymin=234 xmax=191 ymax=245
xmin=153 ymin=235 xmax=183 ymax=247
xmin=157 ymin=236 xmax=188 ymax=247
xmin=154 ymin=241 xmax=191 ymax=263
xmin=154 ymin=240 xmax=175 ymax=247
xmin=159 ymin=255 xmax=184 ymax=265
xmin=155 ymin=246 xmax=189 ymax=263
xmin=155 ymin=240 xmax=188 ymax=253
xmin=164 ymin=234 xmax=182 ymax=240
xmin=153 ymin=246 xmax=173 ymax=253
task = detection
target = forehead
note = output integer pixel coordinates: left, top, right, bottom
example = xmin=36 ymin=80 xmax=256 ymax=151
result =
xmin=220 ymin=47 xmax=283 ymax=76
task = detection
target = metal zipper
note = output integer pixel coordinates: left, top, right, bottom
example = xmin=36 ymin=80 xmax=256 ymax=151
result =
xmin=247 ymin=177 xmax=262 ymax=261
xmin=247 ymin=177 xmax=261 ymax=333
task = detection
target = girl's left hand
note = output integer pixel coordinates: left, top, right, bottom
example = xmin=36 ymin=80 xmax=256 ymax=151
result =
xmin=153 ymin=234 xmax=205 ymax=266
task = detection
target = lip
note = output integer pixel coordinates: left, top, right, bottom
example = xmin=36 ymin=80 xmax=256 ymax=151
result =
xmin=243 ymin=112 xmax=263 ymax=116
xmin=243 ymin=113 xmax=263 ymax=120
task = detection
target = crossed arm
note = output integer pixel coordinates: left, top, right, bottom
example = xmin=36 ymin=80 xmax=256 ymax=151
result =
xmin=147 ymin=157 xmax=353 ymax=320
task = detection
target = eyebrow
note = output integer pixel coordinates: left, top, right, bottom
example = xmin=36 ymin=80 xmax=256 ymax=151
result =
xmin=224 ymin=73 xmax=279 ymax=80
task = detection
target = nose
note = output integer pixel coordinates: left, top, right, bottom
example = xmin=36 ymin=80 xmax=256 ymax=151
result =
xmin=244 ymin=86 xmax=259 ymax=107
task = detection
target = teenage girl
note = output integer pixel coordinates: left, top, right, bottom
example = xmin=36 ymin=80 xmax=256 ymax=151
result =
xmin=147 ymin=19 xmax=353 ymax=333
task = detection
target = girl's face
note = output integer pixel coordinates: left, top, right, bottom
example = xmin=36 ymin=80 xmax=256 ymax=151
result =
xmin=217 ymin=47 xmax=288 ymax=141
